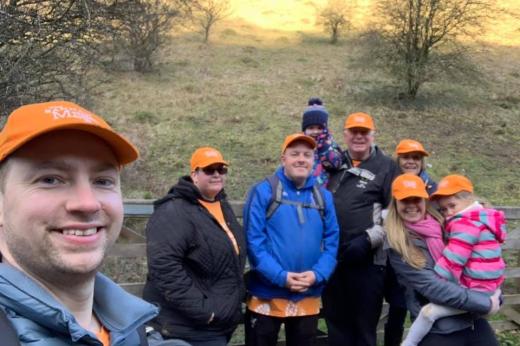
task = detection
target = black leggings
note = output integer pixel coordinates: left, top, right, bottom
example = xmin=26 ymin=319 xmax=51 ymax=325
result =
xmin=244 ymin=310 xmax=318 ymax=346
xmin=419 ymin=318 xmax=499 ymax=346
xmin=322 ymin=263 xmax=386 ymax=346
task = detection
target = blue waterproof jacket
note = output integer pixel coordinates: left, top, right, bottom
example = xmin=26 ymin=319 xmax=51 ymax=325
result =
xmin=244 ymin=167 xmax=339 ymax=301
xmin=0 ymin=264 xmax=158 ymax=345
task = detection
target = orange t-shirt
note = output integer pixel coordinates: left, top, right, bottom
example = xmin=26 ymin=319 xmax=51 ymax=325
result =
xmin=198 ymin=199 xmax=239 ymax=254
xmin=96 ymin=325 xmax=110 ymax=346
xmin=352 ymin=159 xmax=361 ymax=167
xmin=247 ymin=296 xmax=320 ymax=317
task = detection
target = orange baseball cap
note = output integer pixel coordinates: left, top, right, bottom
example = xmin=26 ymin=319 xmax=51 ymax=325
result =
xmin=190 ymin=147 xmax=228 ymax=171
xmin=281 ymin=133 xmax=317 ymax=153
xmin=392 ymin=173 xmax=429 ymax=200
xmin=395 ymin=139 xmax=429 ymax=156
xmin=0 ymin=101 xmax=139 ymax=165
xmin=344 ymin=112 xmax=375 ymax=130
xmin=430 ymin=174 xmax=473 ymax=199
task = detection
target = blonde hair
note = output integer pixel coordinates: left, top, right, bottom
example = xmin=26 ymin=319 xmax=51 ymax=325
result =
xmin=385 ymin=197 xmax=444 ymax=269
xmin=453 ymin=190 xmax=475 ymax=202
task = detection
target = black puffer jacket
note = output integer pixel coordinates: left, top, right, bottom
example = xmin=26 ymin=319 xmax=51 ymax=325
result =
xmin=143 ymin=176 xmax=246 ymax=341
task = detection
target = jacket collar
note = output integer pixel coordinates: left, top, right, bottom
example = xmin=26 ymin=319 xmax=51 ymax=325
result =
xmin=155 ymin=175 xmax=228 ymax=207
xmin=0 ymin=263 xmax=157 ymax=342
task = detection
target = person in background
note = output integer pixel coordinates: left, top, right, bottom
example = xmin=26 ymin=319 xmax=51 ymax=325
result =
xmin=386 ymin=173 xmax=501 ymax=346
xmin=244 ymin=133 xmax=339 ymax=346
xmin=0 ymin=101 xmax=158 ymax=345
xmin=301 ymin=97 xmax=342 ymax=187
xmin=143 ymin=147 xmax=246 ymax=346
xmin=402 ymin=174 xmax=505 ymax=346
xmin=322 ymin=112 xmax=400 ymax=346
xmin=395 ymin=139 xmax=437 ymax=195
xmin=382 ymin=138 xmax=438 ymax=345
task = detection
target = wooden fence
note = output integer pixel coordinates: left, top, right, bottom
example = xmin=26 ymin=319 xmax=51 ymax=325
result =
xmin=108 ymin=200 xmax=520 ymax=343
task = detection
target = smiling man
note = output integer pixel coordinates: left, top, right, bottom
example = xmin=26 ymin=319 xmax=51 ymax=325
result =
xmin=243 ymin=133 xmax=339 ymax=346
xmin=0 ymin=101 xmax=158 ymax=345
xmin=322 ymin=112 xmax=400 ymax=346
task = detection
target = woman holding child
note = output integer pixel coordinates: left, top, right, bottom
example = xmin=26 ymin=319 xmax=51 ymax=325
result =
xmin=385 ymin=173 xmax=503 ymax=346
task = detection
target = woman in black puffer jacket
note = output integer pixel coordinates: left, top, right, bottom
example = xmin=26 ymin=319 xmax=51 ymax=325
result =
xmin=143 ymin=147 xmax=246 ymax=346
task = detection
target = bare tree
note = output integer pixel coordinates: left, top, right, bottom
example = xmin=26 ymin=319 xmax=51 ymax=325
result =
xmin=317 ymin=0 xmax=353 ymax=44
xmin=0 ymin=0 xmax=113 ymax=116
xmin=109 ymin=0 xmax=192 ymax=73
xmin=194 ymin=0 xmax=231 ymax=43
xmin=373 ymin=0 xmax=494 ymax=99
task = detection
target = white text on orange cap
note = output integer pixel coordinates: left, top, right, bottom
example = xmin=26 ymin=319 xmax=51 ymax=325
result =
xmin=45 ymin=105 xmax=98 ymax=124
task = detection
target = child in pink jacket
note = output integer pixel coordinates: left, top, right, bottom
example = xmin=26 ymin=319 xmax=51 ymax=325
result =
xmin=402 ymin=174 xmax=505 ymax=346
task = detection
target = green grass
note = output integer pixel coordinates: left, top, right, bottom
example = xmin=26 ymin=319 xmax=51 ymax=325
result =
xmin=94 ymin=17 xmax=520 ymax=342
xmin=94 ymin=25 xmax=520 ymax=205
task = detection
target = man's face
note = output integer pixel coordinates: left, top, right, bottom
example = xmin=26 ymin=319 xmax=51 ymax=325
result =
xmin=0 ymin=130 xmax=122 ymax=282
xmin=281 ymin=141 xmax=314 ymax=185
xmin=398 ymin=152 xmax=424 ymax=175
xmin=343 ymin=127 xmax=374 ymax=159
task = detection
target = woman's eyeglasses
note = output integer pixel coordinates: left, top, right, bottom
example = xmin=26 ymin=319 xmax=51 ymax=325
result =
xmin=201 ymin=165 xmax=228 ymax=175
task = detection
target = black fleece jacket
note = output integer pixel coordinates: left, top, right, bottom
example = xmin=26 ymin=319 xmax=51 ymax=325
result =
xmin=143 ymin=176 xmax=246 ymax=340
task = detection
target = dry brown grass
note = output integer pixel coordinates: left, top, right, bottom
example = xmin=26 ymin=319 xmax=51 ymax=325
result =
xmin=92 ymin=1 xmax=519 ymax=204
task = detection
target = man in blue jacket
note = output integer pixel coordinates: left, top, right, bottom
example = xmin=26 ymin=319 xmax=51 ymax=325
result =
xmin=243 ymin=133 xmax=339 ymax=346
xmin=0 ymin=101 xmax=158 ymax=345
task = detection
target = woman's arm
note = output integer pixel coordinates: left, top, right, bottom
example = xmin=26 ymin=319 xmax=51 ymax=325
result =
xmin=388 ymin=248 xmax=491 ymax=315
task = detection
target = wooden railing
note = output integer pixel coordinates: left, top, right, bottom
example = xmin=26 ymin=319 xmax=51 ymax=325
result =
xmin=108 ymin=201 xmax=520 ymax=342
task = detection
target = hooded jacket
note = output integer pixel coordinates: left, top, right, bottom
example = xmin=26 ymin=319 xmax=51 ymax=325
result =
xmin=0 ymin=264 xmax=157 ymax=346
xmin=243 ymin=167 xmax=339 ymax=301
xmin=434 ymin=208 xmax=507 ymax=292
xmin=142 ymin=176 xmax=246 ymax=341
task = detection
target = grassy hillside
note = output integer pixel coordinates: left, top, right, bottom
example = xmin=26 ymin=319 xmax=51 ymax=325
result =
xmin=93 ymin=2 xmax=520 ymax=205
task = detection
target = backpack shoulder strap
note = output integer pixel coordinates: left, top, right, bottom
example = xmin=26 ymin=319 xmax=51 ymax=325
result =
xmin=265 ymin=175 xmax=282 ymax=219
xmin=311 ymin=184 xmax=326 ymax=220
xmin=0 ymin=309 xmax=21 ymax=346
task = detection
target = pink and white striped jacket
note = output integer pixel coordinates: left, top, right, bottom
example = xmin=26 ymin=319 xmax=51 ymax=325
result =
xmin=434 ymin=208 xmax=507 ymax=292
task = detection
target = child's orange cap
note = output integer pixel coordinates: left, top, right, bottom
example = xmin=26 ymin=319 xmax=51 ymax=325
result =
xmin=392 ymin=174 xmax=429 ymax=200
xmin=430 ymin=174 xmax=474 ymax=199
xmin=0 ymin=101 xmax=139 ymax=165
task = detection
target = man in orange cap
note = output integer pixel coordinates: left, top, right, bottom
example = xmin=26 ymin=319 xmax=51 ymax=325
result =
xmin=0 ymin=101 xmax=157 ymax=345
xmin=322 ymin=112 xmax=400 ymax=346
xmin=143 ymin=146 xmax=246 ymax=345
xmin=243 ymin=133 xmax=339 ymax=346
